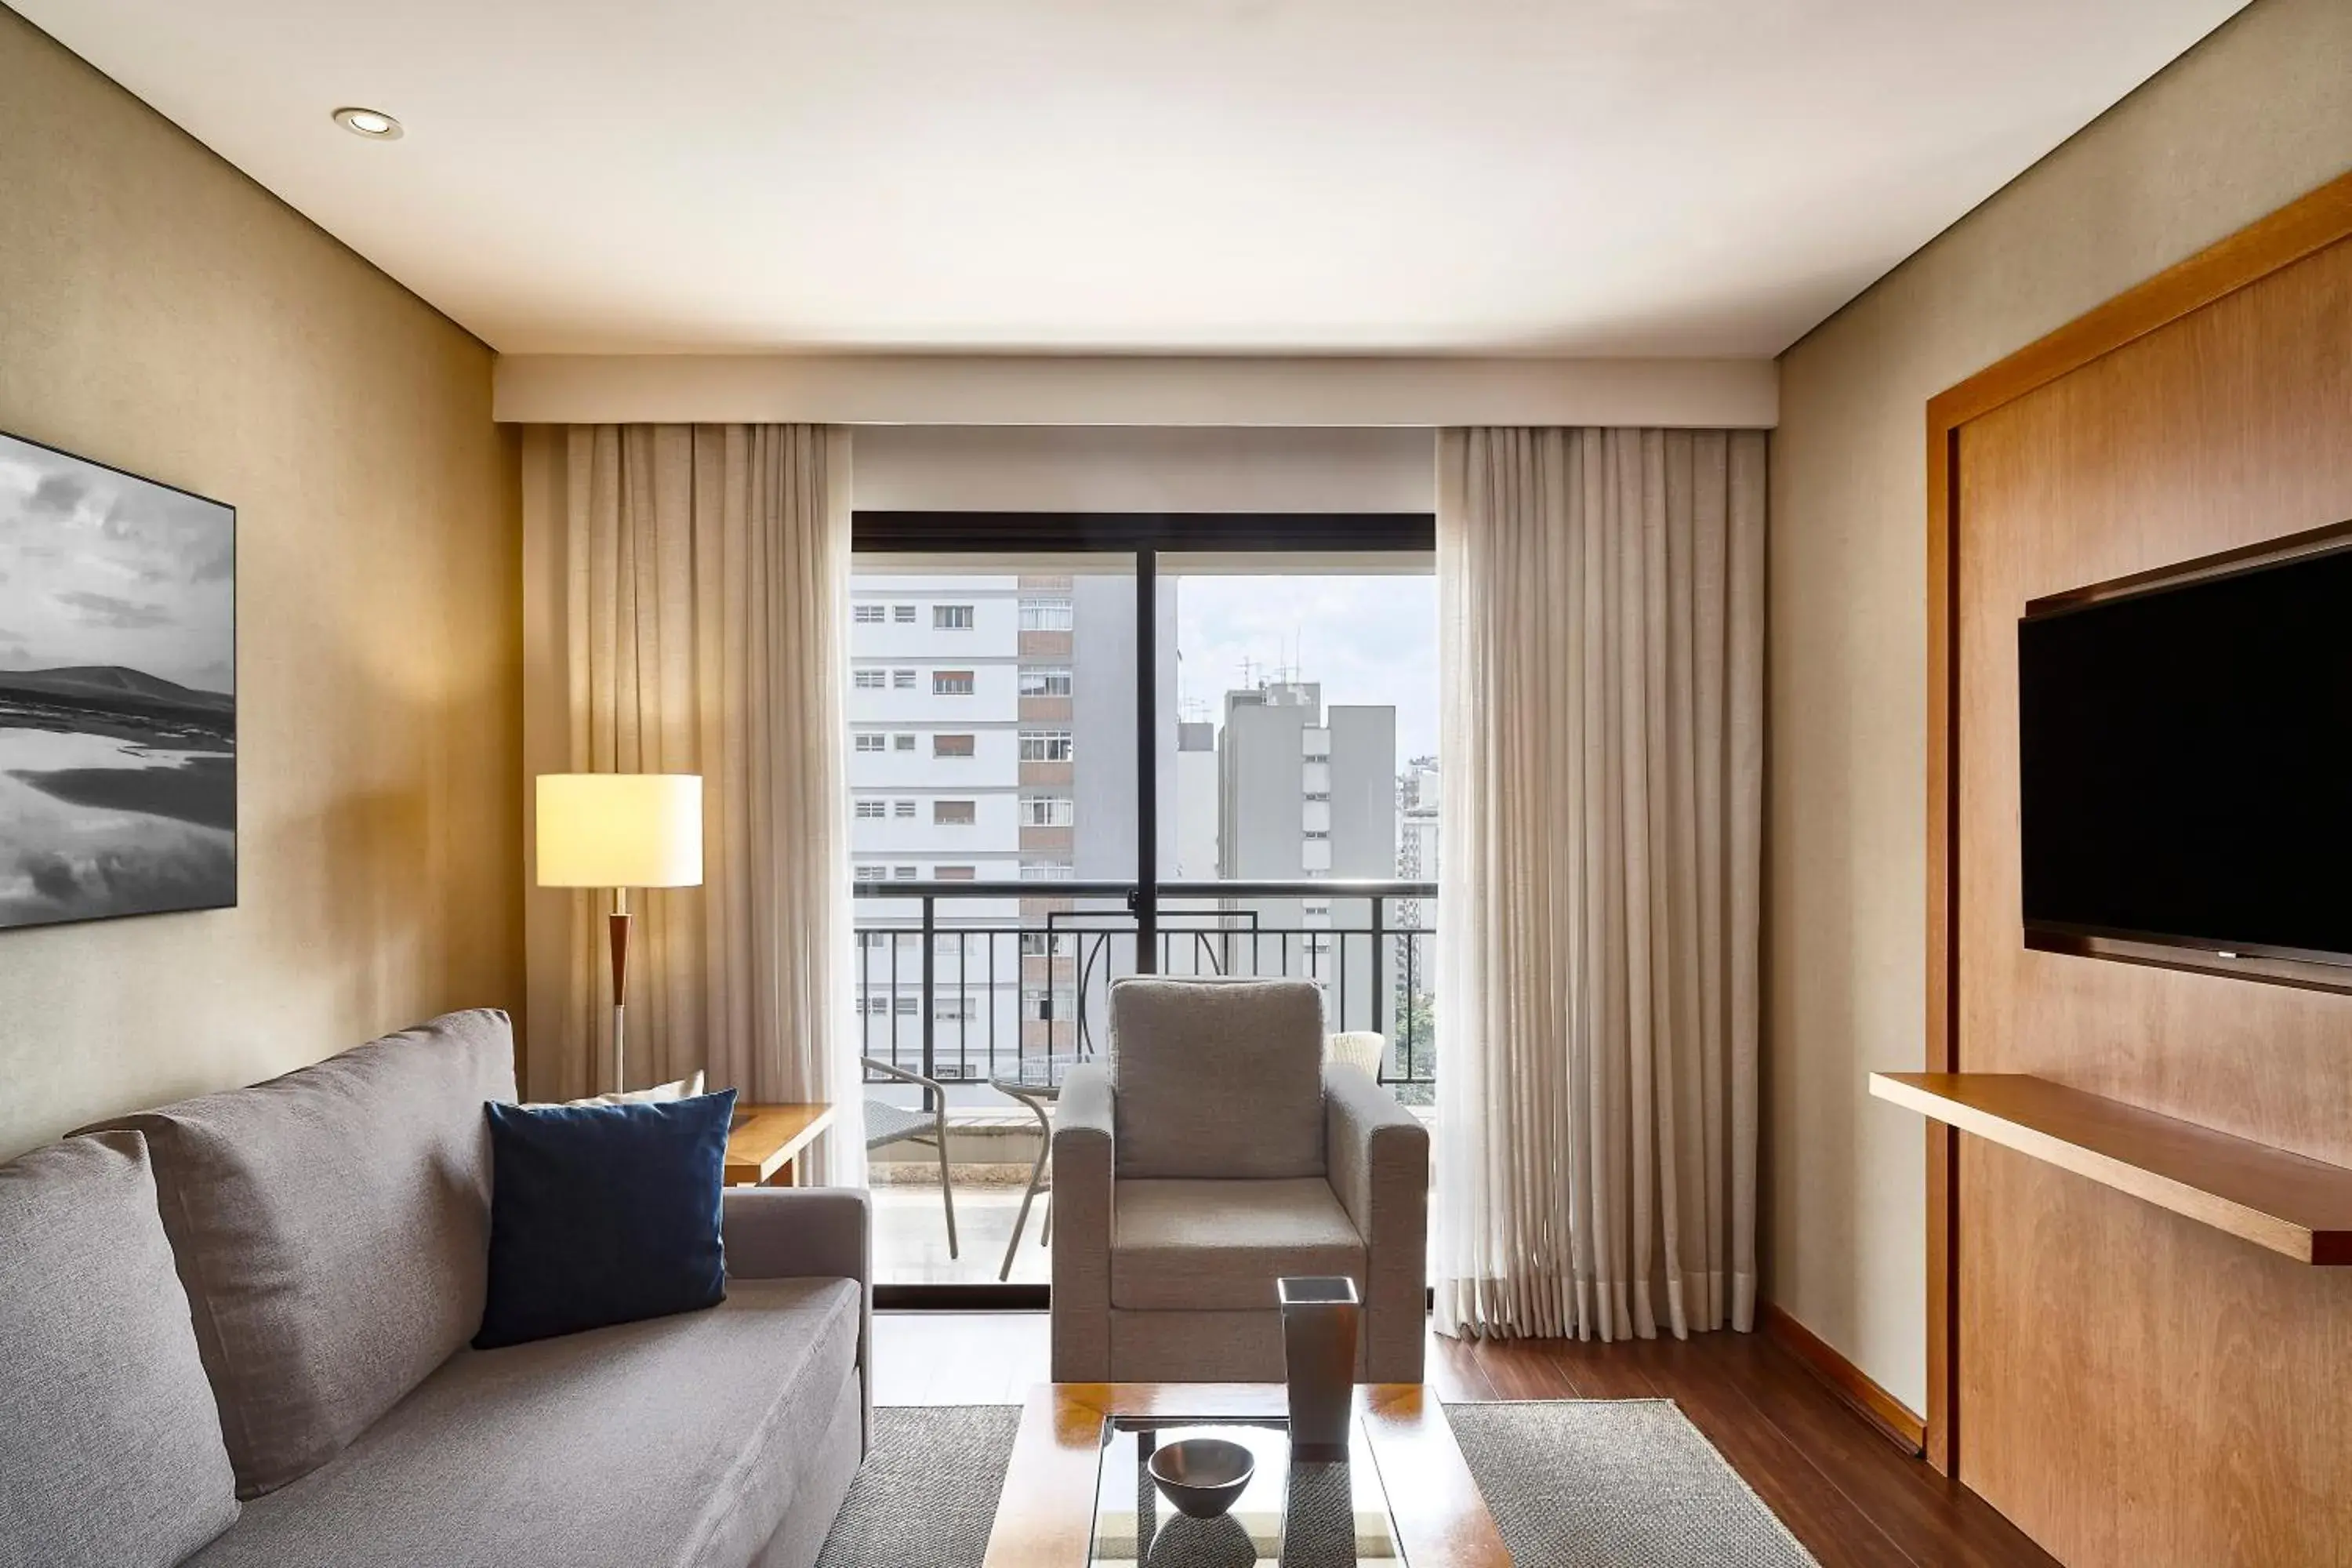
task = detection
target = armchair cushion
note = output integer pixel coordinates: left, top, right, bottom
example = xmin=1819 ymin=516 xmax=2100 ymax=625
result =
xmin=1109 ymin=977 xmax=1327 ymax=1179
xmin=1111 ymin=1178 xmax=1364 ymax=1312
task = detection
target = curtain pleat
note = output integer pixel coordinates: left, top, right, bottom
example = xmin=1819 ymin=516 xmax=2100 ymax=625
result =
xmin=1435 ymin=426 xmax=1763 ymax=1341
xmin=525 ymin=423 xmax=862 ymax=1185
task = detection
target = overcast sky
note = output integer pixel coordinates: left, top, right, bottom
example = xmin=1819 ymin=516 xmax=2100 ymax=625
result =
xmin=1173 ymin=573 xmax=1437 ymax=770
xmin=0 ymin=435 xmax=234 ymax=694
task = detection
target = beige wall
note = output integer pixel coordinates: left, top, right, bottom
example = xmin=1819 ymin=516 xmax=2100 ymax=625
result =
xmin=1767 ymin=0 xmax=2352 ymax=1411
xmin=0 ymin=8 xmax=522 ymax=1158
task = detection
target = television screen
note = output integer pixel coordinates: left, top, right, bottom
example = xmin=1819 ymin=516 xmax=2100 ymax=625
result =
xmin=2018 ymin=541 xmax=2352 ymax=966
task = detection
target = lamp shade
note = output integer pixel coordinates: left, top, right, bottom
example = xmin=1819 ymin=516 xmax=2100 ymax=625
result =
xmin=535 ymin=774 xmax=703 ymax=889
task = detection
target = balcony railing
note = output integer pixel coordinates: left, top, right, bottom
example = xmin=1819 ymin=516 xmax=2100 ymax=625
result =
xmin=853 ymin=879 xmax=1439 ymax=1105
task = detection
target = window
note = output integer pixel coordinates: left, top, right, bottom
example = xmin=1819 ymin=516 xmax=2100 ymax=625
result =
xmin=892 ymin=669 xmax=916 ymax=689
xmin=934 ymin=604 xmax=975 ymax=630
xmin=893 ymin=800 xmax=916 ymax=818
xmin=933 ymin=670 xmax=975 ymax=696
xmin=853 ymin=604 xmax=885 ymax=625
xmin=858 ymin=931 xmax=892 ymax=950
xmin=935 ymin=865 xmax=977 ymax=881
xmin=1018 ymin=667 xmax=1073 ymax=697
xmin=1018 ymin=596 xmax=1073 ymax=631
xmin=932 ymin=994 xmax=976 ymax=1022
xmin=1021 ymin=985 xmax=1076 ymax=1020
xmin=855 ymin=865 xmax=887 ymax=882
xmin=853 ymin=670 xmax=886 ymax=691
xmin=934 ymin=800 xmax=977 ymax=826
xmin=1018 ymin=862 xmax=1076 ymax=882
xmin=854 ymin=732 xmax=886 ymax=753
xmin=1021 ymin=797 xmax=1075 ymax=827
xmin=933 ymin=733 xmax=975 ymax=758
xmin=895 ymin=995 xmax=918 ymax=1017
xmin=1020 ymin=932 xmax=1054 ymax=956
xmin=1019 ymin=730 xmax=1074 ymax=762
xmin=855 ymin=800 xmax=887 ymax=819
xmin=893 ymin=734 xmax=916 ymax=752
xmin=892 ymin=604 xmax=916 ymax=623
xmin=892 ymin=866 xmax=918 ymax=880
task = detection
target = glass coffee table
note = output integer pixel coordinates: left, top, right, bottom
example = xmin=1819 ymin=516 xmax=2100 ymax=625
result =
xmin=983 ymin=1384 xmax=1508 ymax=1567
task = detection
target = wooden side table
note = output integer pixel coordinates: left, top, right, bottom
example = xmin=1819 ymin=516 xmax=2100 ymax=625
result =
xmin=724 ymin=1102 xmax=837 ymax=1188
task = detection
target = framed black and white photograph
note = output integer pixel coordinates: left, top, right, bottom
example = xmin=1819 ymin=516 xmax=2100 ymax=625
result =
xmin=0 ymin=430 xmax=234 ymax=930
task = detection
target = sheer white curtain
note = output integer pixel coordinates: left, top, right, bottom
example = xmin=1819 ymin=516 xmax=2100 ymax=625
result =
xmin=1434 ymin=426 xmax=1763 ymax=1341
xmin=521 ymin=423 xmax=863 ymax=1185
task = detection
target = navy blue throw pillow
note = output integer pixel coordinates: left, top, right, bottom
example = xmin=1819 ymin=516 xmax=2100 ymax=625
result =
xmin=475 ymin=1088 xmax=737 ymax=1349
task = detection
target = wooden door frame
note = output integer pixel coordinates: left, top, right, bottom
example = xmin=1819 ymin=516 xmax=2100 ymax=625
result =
xmin=1918 ymin=169 xmax=2352 ymax=1475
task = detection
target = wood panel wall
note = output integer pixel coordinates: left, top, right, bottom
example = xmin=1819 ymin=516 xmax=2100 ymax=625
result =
xmin=1930 ymin=175 xmax=2352 ymax=1566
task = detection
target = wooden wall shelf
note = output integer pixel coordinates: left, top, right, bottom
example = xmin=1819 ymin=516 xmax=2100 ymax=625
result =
xmin=1870 ymin=1073 xmax=2352 ymax=1265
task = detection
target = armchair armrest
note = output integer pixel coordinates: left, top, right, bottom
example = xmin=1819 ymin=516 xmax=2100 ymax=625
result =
xmin=1324 ymin=1063 xmax=1429 ymax=1382
xmin=723 ymin=1186 xmax=873 ymax=1450
xmin=1051 ymin=1062 xmax=1115 ymax=1381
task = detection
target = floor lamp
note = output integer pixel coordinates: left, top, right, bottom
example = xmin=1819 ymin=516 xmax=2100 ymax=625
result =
xmin=535 ymin=773 xmax=704 ymax=1094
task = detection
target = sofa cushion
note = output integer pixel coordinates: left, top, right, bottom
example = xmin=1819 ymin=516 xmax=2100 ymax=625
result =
xmin=181 ymin=1277 xmax=862 ymax=1568
xmin=88 ymin=1008 xmax=517 ymax=1497
xmin=477 ymin=1089 xmax=736 ymax=1348
xmin=1111 ymin=1177 xmax=1364 ymax=1312
xmin=1109 ymin=977 xmax=1327 ymax=1179
xmin=0 ymin=1131 xmax=240 ymax=1568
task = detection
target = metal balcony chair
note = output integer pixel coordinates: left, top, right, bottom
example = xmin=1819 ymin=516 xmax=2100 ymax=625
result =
xmin=861 ymin=1056 xmax=958 ymax=1259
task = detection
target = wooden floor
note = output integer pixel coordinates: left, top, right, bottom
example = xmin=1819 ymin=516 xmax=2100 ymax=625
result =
xmin=872 ymin=1312 xmax=2057 ymax=1568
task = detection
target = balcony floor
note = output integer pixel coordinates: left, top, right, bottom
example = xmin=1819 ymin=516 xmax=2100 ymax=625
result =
xmin=873 ymin=1179 xmax=1051 ymax=1286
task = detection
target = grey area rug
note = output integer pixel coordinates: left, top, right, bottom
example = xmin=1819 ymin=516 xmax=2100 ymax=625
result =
xmin=816 ymin=1400 xmax=1817 ymax=1568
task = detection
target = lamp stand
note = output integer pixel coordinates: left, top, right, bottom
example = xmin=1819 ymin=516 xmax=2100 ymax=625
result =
xmin=608 ymin=887 xmax=631 ymax=1094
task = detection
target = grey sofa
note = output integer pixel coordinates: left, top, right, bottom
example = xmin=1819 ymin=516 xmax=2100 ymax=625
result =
xmin=1051 ymin=976 xmax=1429 ymax=1385
xmin=0 ymin=1009 xmax=869 ymax=1568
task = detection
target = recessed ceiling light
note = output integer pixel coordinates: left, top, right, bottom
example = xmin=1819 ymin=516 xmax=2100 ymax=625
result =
xmin=332 ymin=107 xmax=403 ymax=140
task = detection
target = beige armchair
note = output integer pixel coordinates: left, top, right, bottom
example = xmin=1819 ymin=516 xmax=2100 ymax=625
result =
xmin=1051 ymin=976 xmax=1429 ymax=1384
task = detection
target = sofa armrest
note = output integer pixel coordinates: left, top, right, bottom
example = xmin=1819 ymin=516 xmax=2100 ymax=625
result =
xmin=722 ymin=1186 xmax=873 ymax=1451
xmin=1324 ymin=1063 xmax=1428 ymax=1382
xmin=1051 ymin=1063 xmax=1115 ymax=1381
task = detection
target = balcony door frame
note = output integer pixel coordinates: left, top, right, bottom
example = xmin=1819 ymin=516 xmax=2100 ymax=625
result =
xmin=853 ymin=510 xmax=1435 ymax=1308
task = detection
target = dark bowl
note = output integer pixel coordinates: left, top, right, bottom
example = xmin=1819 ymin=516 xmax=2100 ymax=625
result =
xmin=1146 ymin=1436 xmax=1256 ymax=1520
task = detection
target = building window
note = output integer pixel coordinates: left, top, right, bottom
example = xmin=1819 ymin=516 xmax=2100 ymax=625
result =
xmin=853 ymin=670 xmax=886 ymax=690
xmin=1018 ymin=596 xmax=1073 ymax=631
xmin=892 ymin=866 xmax=918 ymax=880
xmin=933 ymin=994 xmax=976 ymax=1022
xmin=853 ymin=604 xmax=885 ymax=624
xmin=1021 ymin=797 xmax=1075 ymax=827
xmin=935 ymin=865 xmax=977 ymax=881
xmin=1018 ymin=862 xmax=1076 ymax=881
xmin=893 ymin=800 xmax=916 ymax=818
xmin=893 ymin=734 xmax=916 ymax=752
xmin=934 ymin=733 xmax=975 ymax=758
xmin=854 ymin=733 xmax=886 ymax=753
xmin=1019 ymin=730 xmax=1074 ymax=762
xmin=892 ymin=605 xmax=916 ymax=623
xmin=855 ymin=865 xmax=887 ymax=882
xmin=892 ymin=669 xmax=916 ymax=689
xmin=1022 ymin=985 xmax=1077 ymax=1020
xmin=895 ymin=995 xmax=918 ymax=1016
xmin=855 ymin=800 xmax=887 ymax=819
xmin=934 ymin=800 xmax=977 ymax=826
xmin=934 ymin=604 xmax=975 ymax=630
xmin=1020 ymin=932 xmax=1054 ymax=956
xmin=933 ymin=670 xmax=975 ymax=696
xmin=1018 ymin=666 xmax=1073 ymax=697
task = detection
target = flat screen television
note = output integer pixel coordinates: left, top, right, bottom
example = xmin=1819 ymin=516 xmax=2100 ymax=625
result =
xmin=2018 ymin=536 xmax=2352 ymax=967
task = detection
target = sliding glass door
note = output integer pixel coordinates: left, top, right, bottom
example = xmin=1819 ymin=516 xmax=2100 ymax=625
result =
xmin=845 ymin=515 xmax=1436 ymax=1298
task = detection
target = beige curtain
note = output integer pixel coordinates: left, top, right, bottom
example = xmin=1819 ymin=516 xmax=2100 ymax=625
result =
xmin=1433 ymin=426 xmax=1763 ymax=1341
xmin=520 ymin=423 xmax=862 ymax=1185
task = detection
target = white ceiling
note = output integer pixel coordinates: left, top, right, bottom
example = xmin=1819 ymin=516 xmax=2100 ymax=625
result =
xmin=21 ymin=0 xmax=2245 ymax=357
